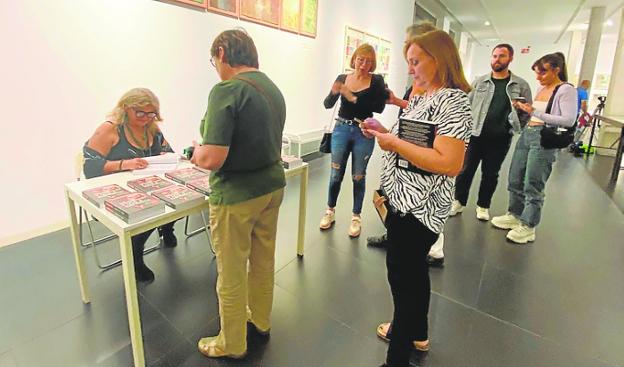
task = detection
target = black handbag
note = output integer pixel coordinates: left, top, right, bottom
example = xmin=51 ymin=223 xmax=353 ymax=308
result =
xmin=539 ymin=83 xmax=576 ymax=149
xmin=319 ymin=105 xmax=338 ymax=154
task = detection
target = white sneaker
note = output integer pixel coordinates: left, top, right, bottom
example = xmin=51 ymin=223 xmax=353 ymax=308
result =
xmin=348 ymin=216 xmax=362 ymax=237
xmin=476 ymin=206 xmax=490 ymax=221
xmin=449 ymin=200 xmax=464 ymax=216
xmin=491 ymin=212 xmax=521 ymax=230
xmin=319 ymin=209 xmax=335 ymax=230
xmin=506 ymin=224 xmax=535 ymax=244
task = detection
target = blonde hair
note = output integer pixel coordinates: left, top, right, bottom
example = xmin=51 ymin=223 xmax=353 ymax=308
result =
xmin=405 ymin=22 xmax=437 ymax=39
xmin=403 ymin=30 xmax=471 ymax=93
xmin=108 ymin=88 xmax=162 ymax=135
xmin=350 ymin=43 xmax=377 ymax=72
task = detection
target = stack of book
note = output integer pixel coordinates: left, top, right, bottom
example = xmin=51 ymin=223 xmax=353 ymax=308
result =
xmin=186 ymin=176 xmax=211 ymax=196
xmin=104 ymin=192 xmax=165 ymax=224
xmin=151 ymin=185 xmax=206 ymax=210
xmin=127 ymin=175 xmax=174 ymax=193
xmin=165 ymin=167 xmax=209 ymax=185
xmin=281 ymin=155 xmax=303 ymax=169
xmin=82 ymin=184 xmax=130 ymax=208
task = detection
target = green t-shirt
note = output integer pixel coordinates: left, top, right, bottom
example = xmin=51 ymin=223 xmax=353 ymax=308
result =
xmin=200 ymin=71 xmax=286 ymax=205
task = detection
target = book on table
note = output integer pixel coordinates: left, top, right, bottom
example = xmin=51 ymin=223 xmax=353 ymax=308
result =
xmin=185 ymin=176 xmax=211 ymax=196
xmin=82 ymin=184 xmax=130 ymax=208
xmin=127 ymin=175 xmax=174 ymax=193
xmin=165 ymin=167 xmax=209 ymax=185
xmin=151 ymin=185 xmax=206 ymax=210
xmin=104 ymin=192 xmax=165 ymax=224
xmin=396 ymin=117 xmax=436 ymax=175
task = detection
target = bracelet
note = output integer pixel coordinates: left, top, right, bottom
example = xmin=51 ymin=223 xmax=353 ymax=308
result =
xmin=118 ymin=160 xmax=124 ymax=171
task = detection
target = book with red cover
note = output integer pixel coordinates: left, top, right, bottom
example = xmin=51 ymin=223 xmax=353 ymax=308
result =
xmin=165 ymin=167 xmax=208 ymax=185
xmin=104 ymin=192 xmax=165 ymax=224
xmin=82 ymin=184 xmax=130 ymax=208
xmin=185 ymin=176 xmax=211 ymax=196
xmin=127 ymin=175 xmax=174 ymax=193
xmin=151 ymin=185 xmax=205 ymax=210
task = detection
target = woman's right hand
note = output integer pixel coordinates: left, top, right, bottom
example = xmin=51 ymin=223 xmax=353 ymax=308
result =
xmin=330 ymin=80 xmax=342 ymax=95
xmin=123 ymin=158 xmax=149 ymax=170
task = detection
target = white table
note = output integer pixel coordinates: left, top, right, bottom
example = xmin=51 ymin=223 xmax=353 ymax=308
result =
xmin=589 ymin=114 xmax=624 ymax=184
xmin=65 ymin=162 xmax=308 ymax=367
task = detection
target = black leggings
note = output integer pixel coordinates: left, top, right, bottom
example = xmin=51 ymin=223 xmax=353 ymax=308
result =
xmin=385 ymin=212 xmax=438 ymax=367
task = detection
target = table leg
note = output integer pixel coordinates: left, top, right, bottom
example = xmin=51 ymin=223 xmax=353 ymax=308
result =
xmin=66 ymin=193 xmax=90 ymax=303
xmin=119 ymin=232 xmax=145 ymax=367
xmin=609 ymin=127 xmax=624 ymax=185
xmin=296 ymin=166 xmax=308 ymax=257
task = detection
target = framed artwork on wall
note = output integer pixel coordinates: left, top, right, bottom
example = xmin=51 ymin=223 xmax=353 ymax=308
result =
xmin=300 ymin=0 xmax=318 ymax=37
xmin=343 ymin=26 xmax=366 ymax=72
xmin=281 ymin=0 xmax=300 ymax=33
xmin=171 ymin=0 xmax=207 ymax=9
xmin=207 ymin=0 xmax=238 ymax=17
xmin=240 ymin=0 xmax=281 ymax=28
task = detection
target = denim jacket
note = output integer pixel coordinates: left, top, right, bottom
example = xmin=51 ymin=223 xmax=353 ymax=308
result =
xmin=468 ymin=71 xmax=532 ymax=136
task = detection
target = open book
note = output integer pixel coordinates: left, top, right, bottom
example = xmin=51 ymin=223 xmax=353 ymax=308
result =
xmin=132 ymin=153 xmax=181 ymax=175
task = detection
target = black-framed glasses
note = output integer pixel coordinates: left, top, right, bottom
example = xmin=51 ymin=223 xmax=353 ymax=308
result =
xmin=210 ymin=57 xmax=216 ymax=67
xmin=133 ymin=109 xmax=157 ymax=119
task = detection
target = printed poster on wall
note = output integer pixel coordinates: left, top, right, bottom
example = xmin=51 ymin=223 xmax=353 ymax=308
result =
xmin=300 ymin=0 xmax=318 ymax=37
xmin=343 ymin=26 xmax=366 ymax=72
xmin=208 ymin=0 xmax=238 ymax=16
xmin=281 ymin=0 xmax=300 ymax=33
xmin=240 ymin=0 xmax=281 ymax=27
xmin=343 ymin=26 xmax=390 ymax=78
xmin=172 ymin=0 xmax=207 ymax=8
xmin=378 ymin=38 xmax=391 ymax=77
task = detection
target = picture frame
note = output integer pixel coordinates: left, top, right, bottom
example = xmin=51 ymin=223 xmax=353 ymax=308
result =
xmin=207 ymin=0 xmax=239 ymax=17
xmin=299 ymin=0 xmax=318 ymax=37
xmin=280 ymin=0 xmax=300 ymax=33
xmin=170 ymin=0 xmax=208 ymax=9
xmin=240 ymin=0 xmax=281 ymax=28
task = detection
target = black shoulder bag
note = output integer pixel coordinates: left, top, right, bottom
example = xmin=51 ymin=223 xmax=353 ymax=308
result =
xmin=539 ymin=83 xmax=576 ymax=149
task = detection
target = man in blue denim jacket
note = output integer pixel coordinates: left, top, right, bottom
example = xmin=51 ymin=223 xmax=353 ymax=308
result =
xmin=450 ymin=44 xmax=532 ymax=221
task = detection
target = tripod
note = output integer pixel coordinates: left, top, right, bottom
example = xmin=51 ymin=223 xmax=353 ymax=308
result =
xmin=585 ymin=96 xmax=607 ymax=155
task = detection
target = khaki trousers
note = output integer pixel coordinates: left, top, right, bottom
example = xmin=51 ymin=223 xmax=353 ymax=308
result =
xmin=208 ymin=188 xmax=284 ymax=354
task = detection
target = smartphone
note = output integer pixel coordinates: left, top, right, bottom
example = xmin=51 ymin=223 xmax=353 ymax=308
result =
xmin=353 ymin=118 xmax=363 ymax=125
xmin=513 ymin=97 xmax=526 ymax=103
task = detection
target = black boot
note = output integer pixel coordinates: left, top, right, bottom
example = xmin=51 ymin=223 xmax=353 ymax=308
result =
xmin=158 ymin=225 xmax=177 ymax=248
xmin=367 ymin=233 xmax=388 ymax=248
xmin=132 ymin=235 xmax=155 ymax=283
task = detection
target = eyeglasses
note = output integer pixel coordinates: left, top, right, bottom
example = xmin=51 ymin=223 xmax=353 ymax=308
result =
xmin=210 ymin=57 xmax=216 ymax=67
xmin=355 ymin=56 xmax=374 ymax=65
xmin=133 ymin=109 xmax=157 ymax=119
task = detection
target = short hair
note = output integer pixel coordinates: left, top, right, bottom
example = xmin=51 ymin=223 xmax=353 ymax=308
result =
xmin=532 ymin=52 xmax=568 ymax=82
xmin=403 ymin=30 xmax=471 ymax=93
xmin=493 ymin=43 xmax=514 ymax=57
xmin=108 ymin=88 xmax=162 ymax=135
xmin=350 ymin=43 xmax=377 ymax=72
xmin=405 ymin=22 xmax=437 ymax=39
xmin=211 ymin=28 xmax=259 ymax=68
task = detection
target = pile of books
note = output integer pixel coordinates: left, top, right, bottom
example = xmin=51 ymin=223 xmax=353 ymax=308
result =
xmin=281 ymin=155 xmax=303 ymax=169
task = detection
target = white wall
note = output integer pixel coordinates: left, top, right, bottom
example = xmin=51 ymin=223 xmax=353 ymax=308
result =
xmin=468 ymin=34 xmax=573 ymax=92
xmin=0 ymin=0 xmax=414 ymax=244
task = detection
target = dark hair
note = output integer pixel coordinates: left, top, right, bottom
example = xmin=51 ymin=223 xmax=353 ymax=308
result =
xmin=532 ymin=52 xmax=568 ymax=82
xmin=211 ymin=28 xmax=259 ymax=68
xmin=492 ymin=43 xmax=514 ymax=57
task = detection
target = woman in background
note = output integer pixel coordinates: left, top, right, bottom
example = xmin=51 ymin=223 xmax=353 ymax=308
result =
xmin=320 ymin=43 xmax=387 ymax=238
xmin=83 ymin=87 xmax=176 ymax=283
xmin=491 ymin=52 xmax=577 ymax=243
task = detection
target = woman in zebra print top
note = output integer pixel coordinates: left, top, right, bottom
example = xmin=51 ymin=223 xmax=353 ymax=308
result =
xmin=362 ymin=30 xmax=472 ymax=367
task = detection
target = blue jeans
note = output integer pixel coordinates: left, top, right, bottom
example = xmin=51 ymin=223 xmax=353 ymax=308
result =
xmin=507 ymin=126 xmax=557 ymax=227
xmin=327 ymin=122 xmax=375 ymax=214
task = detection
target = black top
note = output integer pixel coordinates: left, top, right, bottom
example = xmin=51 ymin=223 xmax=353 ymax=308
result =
xmin=323 ymin=74 xmax=386 ymax=120
xmin=481 ymin=76 xmax=512 ymax=138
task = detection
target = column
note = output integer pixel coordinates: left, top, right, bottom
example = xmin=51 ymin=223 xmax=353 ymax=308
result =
xmin=578 ymin=6 xmax=605 ymax=90
xmin=567 ymin=30 xmax=583 ymax=85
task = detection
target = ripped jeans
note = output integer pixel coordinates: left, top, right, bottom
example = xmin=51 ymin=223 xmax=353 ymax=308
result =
xmin=327 ymin=122 xmax=375 ymax=214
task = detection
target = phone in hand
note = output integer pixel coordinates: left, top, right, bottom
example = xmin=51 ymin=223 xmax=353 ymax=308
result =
xmin=353 ymin=118 xmax=363 ymax=125
xmin=513 ymin=97 xmax=527 ymax=103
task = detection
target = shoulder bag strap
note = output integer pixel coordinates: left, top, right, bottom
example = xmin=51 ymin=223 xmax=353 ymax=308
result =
xmin=233 ymin=75 xmax=279 ymax=120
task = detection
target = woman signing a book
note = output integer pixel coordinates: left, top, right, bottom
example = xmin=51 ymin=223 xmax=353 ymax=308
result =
xmin=320 ymin=43 xmax=387 ymax=238
xmin=361 ymin=30 xmax=472 ymax=367
xmin=83 ymin=87 xmax=176 ymax=283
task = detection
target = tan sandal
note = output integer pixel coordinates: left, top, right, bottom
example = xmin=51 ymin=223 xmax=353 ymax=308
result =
xmin=376 ymin=322 xmax=430 ymax=351
xmin=197 ymin=336 xmax=246 ymax=359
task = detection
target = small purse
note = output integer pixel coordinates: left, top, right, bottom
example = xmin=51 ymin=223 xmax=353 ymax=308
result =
xmin=373 ymin=189 xmax=390 ymax=226
xmin=319 ymin=105 xmax=338 ymax=154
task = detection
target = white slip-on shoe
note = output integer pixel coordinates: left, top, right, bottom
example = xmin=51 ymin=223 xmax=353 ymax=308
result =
xmin=449 ymin=200 xmax=464 ymax=216
xmin=491 ymin=212 xmax=521 ymax=230
xmin=506 ymin=224 xmax=536 ymax=244
xmin=476 ymin=206 xmax=490 ymax=221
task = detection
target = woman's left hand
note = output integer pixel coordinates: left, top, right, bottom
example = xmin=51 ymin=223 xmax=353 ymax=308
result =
xmin=366 ymin=129 xmax=399 ymax=152
xmin=514 ymin=101 xmax=534 ymax=114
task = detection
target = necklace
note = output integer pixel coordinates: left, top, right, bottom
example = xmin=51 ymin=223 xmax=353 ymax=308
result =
xmin=124 ymin=124 xmax=150 ymax=156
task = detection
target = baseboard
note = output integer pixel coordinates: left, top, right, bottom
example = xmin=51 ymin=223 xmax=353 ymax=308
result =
xmin=0 ymin=220 xmax=69 ymax=249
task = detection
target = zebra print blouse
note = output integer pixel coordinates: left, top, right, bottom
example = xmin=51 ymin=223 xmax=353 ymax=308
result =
xmin=380 ymin=88 xmax=472 ymax=234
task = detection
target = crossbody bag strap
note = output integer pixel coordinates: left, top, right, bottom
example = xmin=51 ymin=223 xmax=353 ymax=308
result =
xmin=233 ymin=75 xmax=279 ymax=120
xmin=545 ymin=82 xmax=576 ymax=129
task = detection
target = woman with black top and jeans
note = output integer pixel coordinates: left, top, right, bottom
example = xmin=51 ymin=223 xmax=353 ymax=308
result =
xmin=83 ymin=88 xmax=177 ymax=283
xmin=320 ymin=43 xmax=387 ymax=238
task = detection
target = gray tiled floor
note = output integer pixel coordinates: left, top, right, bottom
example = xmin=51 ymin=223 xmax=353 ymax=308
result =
xmin=1 ymin=150 xmax=623 ymax=367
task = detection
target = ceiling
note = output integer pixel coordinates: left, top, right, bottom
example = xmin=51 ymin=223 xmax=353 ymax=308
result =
xmin=437 ymin=0 xmax=624 ymax=45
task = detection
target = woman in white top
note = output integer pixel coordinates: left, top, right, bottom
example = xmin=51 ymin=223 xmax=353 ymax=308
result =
xmin=361 ymin=30 xmax=472 ymax=367
xmin=491 ymin=52 xmax=578 ymax=243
